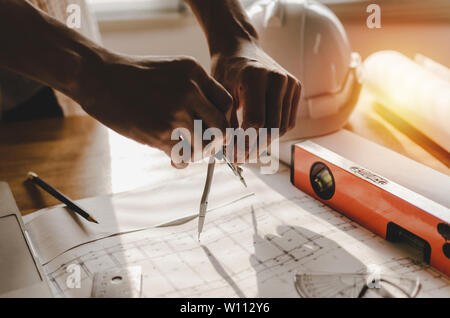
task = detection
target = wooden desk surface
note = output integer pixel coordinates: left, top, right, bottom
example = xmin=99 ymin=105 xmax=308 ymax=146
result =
xmin=1 ymin=88 xmax=449 ymax=215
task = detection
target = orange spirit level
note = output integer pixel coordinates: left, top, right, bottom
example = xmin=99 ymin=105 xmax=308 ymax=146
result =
xmin=290 ymin=130 xmax=450 ymax=276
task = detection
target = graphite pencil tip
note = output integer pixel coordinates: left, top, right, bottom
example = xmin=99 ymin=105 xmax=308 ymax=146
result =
xmin=88 ymin=216 xmax=99 ymax=224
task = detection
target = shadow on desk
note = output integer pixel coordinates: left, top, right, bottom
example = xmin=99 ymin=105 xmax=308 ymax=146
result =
xmin=201 ymin=200 xmax=366 ymax=298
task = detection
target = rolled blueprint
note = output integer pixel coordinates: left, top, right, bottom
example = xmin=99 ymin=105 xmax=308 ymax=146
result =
xmin=363 ymin=50 xmax=450 ymax=152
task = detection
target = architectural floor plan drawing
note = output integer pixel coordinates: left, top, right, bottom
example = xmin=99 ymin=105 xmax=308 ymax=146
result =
xmin=39 ymin=174 xmax=450 ymax=298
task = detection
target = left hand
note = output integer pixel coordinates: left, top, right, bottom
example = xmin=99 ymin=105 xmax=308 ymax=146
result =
xmin=211 ymin=39 xmax=301 ymax=160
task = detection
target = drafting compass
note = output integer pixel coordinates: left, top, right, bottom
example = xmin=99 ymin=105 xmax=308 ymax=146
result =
xmin=197 ymin=148 xmax=247 ymax=240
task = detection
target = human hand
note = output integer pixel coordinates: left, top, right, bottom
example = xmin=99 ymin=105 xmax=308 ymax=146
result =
xmin=76 ymin=53 xmax=233 ymax=168
xmin=211 ymin=40 xmax=301 ymax=161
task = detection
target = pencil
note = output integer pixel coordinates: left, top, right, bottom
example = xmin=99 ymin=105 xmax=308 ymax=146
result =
xmin=27 ymin=171 xmax=99 ymax=224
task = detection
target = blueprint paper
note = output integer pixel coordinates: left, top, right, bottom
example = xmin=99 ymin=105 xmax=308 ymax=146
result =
xmin=24 ymin=165 xmax=253 ymax=264
xmin=25 ymin=165 xmax=450 ymax=298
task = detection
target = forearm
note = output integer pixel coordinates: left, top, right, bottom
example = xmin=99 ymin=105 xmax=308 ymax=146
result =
xmin=185 ymin=0 xmax=258 ymax=56
xmin=0 ymin=0 xmax=106 ymax=100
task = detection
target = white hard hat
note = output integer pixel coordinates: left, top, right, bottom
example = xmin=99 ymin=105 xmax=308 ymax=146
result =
xmin=248 ymin=0 xmax=363 ymax=163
